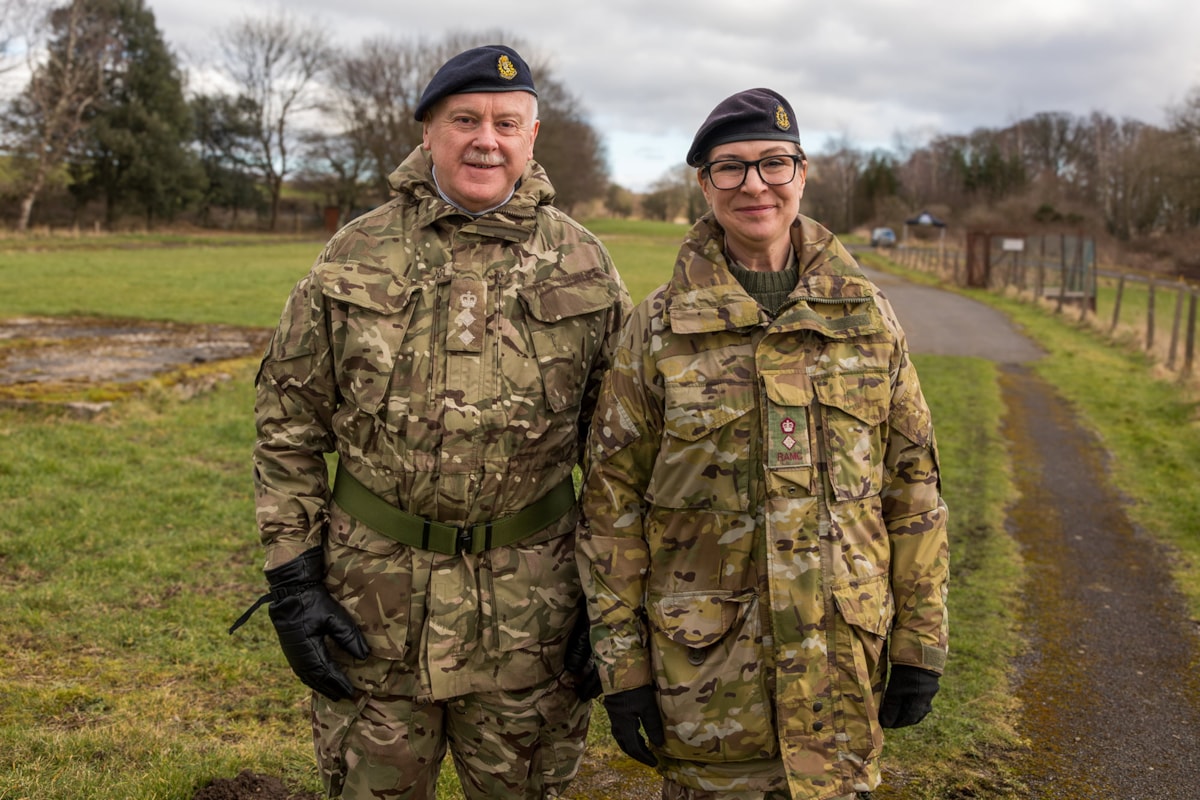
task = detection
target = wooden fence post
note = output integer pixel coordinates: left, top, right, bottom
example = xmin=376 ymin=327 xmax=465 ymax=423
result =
xmin=1146 ymin=279 xmax=1156 ymax=350
xmin=1184 ymin=291 xmax=1198 ymax=377
xmin=1167 ymin=285 xmax=1185 ymax=370
xmin=1036 ymin=236 xmax=1046 ymax=298
xmin=1110 ymin=275 xmax=1125 ymax=333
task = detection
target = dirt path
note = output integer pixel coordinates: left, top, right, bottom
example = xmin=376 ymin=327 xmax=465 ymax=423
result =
xmin=864 ymin=265 xmax=1200 ymax=799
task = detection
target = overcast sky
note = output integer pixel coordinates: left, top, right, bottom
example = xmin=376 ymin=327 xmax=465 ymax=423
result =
xmin=112 ymin=0 xmax=1200 ymax=190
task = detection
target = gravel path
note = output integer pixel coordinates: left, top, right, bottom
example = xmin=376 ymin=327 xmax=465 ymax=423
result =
xmin=864 ymin=264 xmax=1200 ymax=799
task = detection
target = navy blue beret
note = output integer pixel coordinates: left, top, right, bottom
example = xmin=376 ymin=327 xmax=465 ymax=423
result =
xmin=686 ymin=88 xmax=804 ymax=167
xmin=413 ymin=45 xmax=537 ymax=121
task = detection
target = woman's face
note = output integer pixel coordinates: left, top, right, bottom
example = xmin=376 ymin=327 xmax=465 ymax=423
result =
xmin=698 ymin=140 xmax=807 ymax=257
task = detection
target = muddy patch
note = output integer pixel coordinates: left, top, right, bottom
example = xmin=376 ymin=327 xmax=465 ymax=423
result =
xmin=0 ymin=315 xmax=270 ymax=409
xmin=192 ymin=770 xmax=319 ymax=800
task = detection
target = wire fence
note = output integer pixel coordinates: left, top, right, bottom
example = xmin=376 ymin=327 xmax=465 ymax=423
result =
xmin=887 ymin=240 xmax=1200 ymax=381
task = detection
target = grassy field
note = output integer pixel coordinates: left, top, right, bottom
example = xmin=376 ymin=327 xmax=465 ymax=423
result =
xmin=1 ymin=220 xmax=1163 ymax=799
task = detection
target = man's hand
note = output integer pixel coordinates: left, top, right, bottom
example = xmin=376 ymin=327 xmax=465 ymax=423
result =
xmin=563 ymin=606 xmax=602 ymax=701
xmin=879 ymin=664 xmax=940 ymax=728
xmin=603 ymin=685 xmax=664 ymax=767
xmin=262 ymin=547 xmax=370 ymax=701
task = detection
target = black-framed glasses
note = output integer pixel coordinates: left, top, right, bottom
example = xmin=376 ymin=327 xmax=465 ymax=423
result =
xmin=702 ymin=153 xmax=803 ymax=190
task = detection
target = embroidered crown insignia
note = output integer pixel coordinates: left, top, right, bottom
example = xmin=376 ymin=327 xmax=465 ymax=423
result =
xmin=497 ymin=55 xmax=518 ymax=80
xmin=775 ymin=104 xmax=791 ymax=131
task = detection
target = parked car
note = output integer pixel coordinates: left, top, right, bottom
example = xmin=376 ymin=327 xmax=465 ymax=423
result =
xmin=870 ymin=226 xmax=897 ymax=247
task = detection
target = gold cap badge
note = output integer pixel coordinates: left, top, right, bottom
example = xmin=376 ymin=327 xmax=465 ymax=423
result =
xmin=497 ymin=55 xmax=517 ymax=80
xmin=775 ymin=104 xmax=791 ymax=131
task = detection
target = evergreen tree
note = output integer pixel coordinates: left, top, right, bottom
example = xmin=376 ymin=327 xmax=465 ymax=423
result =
xmin=68 ymin=0 xmax=201 ymax=228
xmin=190 ymin=92 xmax=266 ymax=227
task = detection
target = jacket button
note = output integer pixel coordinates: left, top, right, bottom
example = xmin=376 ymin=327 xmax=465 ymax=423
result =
xmin=812 ymin=721 xmax=824 ymax=731
xmin=687 ymin=649 xmax=706 ymax=666
xmin=813 ymin=701 xmax=823 ymax=712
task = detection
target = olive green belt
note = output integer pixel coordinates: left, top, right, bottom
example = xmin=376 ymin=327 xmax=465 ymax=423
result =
xmin=331 ymin=461 xmax=576 ymax=555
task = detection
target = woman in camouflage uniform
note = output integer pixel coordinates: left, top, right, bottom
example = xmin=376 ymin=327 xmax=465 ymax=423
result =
xmin=578 ymin=88 xmax=949 ymax=800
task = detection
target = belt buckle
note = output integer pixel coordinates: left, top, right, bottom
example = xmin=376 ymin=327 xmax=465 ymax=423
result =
xmin=455 ymin=527 xmax=473 ymax=553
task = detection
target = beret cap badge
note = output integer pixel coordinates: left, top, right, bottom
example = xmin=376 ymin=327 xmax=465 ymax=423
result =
xmin=775 ymin=104 xmax=791 ymax=131
xmin=685 ymin=87 xmax=803 ymax=167
xmin=412 ymin=44 xmax=536 ymax=121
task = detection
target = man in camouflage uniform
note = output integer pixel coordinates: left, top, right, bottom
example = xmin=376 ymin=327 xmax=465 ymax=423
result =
xmin=578 ymin=89 xmax=949 ymax=800
xmin=244 ymin=45 xmax=630 ymax=799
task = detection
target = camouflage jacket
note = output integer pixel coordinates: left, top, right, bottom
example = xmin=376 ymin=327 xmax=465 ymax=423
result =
xmin=254 ymin=147 xmax=631 ymax=700
xmin=579 ymin=214 xmax=949 ymax=799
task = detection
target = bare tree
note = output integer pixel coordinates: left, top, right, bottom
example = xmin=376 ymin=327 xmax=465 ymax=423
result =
xmin=530 ymin=75 xmax=609 ymax=214
xmin=1166 ymin=86 xmax=1200 ymax=231
xmin=1020 ymin=111 xmax=1085 ymax=183
xmin=295 ymin=127 xmax=373 ymax=223
xmin=4 ymin=0 xmax=109 ymax=231
xmin=217 ymin=10 xmax=330 ymax=230
xmin=324 ymin=35 xmax=427 ymax=200
xmin=808 ymin=133 xmax=863 ymax=233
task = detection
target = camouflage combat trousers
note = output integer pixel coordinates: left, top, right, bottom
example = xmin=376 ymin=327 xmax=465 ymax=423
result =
xmin=311 ymin=659 xmax=591 ymax=799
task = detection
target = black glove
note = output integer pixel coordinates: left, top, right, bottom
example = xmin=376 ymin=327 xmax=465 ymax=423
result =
xmin=603 ymin=685 xmax=664 ymax=767
xmin=230 ymin=547 xmax=369 ymax=701
xmin=563 ymin=606 xmax=602 ymax=701
xmin=878 ymin=664 xmax=940 ymax=728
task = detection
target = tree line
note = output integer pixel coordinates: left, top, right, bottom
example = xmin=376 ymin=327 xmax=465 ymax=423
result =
xmin=0 ymin=0 xmax=606 ymax=232
xmin=3 ymin=0 xmax=1198 ymax=260
xmin=634 ymin=91 xmax=1200 ymax=269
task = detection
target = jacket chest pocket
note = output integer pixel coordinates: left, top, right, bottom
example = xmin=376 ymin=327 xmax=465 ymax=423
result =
xmin=318 ymin=263 xmax=423 ymax=431
xmin=518 ymin=269 xmax=618 ymax=414
xmin=813 ymin=369 xmax=889 ymax=502
xmin=649 ymin=374 xmax=755 ymax=511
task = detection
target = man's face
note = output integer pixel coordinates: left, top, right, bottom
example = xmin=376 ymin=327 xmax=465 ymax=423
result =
xmin=422 ymin=91 xmax=540 ymax=212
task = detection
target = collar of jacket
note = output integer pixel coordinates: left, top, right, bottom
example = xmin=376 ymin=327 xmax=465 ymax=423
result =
xmin=386 ymin=147 xmax=556 ymax=243
xmin=665 ymin=213 xmax=884 ymax=339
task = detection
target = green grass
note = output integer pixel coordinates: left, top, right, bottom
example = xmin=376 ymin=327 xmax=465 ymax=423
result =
xmin=0 ymin=239 xmax=323 ymax=327
xmin=1093 ymin=274 xmax=1196 ymax=366
xmin=0 ymin=374 xmax=314 ymax=799
xmin=583 ymin=218 xmax=688 ymax=304
xmin=0 ymin=226 xmax=1026 ymax=798
xmin=873 ymin=356 xmax=1026 ymax=798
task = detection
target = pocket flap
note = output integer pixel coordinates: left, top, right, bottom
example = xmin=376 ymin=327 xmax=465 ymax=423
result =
xmin=314 ymin=261 xmax=415 ymax=314
xmin=831 ymin=574 xmax=894 ymax=637
xmin=648 ymin=591 xmax=751 ymax=648
xmin=663 ymin=380 xmax=754 ymax=441
xmin=517 ymin=269 xmax=617 ymax=322
xmin=762 ymin=370 xmax=813 ymax=407
xmin=813 ymin=370 xmax=889 ymax=426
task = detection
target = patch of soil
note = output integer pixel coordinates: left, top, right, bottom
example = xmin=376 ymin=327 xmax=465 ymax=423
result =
xmin=0 ymin=315 xmax=270 ymax=405
xmin=192 ymin=770 xmax=319 ymax=800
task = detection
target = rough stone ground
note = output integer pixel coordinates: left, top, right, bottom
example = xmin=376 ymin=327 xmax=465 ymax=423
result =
xmin=0 ymin=315 xmax=270 ymax=410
